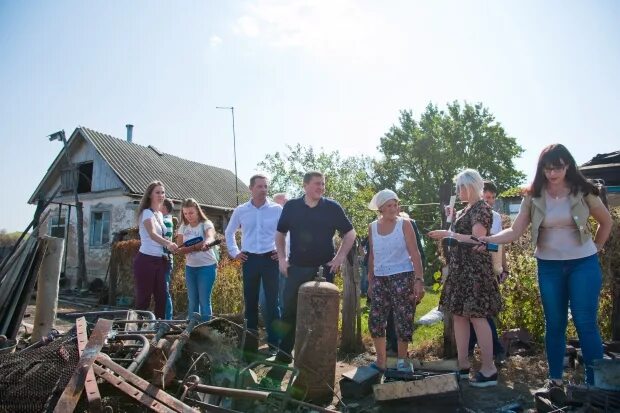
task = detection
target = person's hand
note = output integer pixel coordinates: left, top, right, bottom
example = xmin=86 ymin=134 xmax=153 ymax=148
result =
xmin=428 ymin=230 xmax=450 ymax=240
xmin=270 ymin=251 xmax=278 ymax=261
xmin=279 ymin=258 xmax=289 ymax=277
xmin=367 ymin=278 xmax=374 ymax=299
xmin=327 ymin=255 xmax=344 ymax=274
xmin=412 ymin=279 xmax=425 ymax=304
xmin=167 ymin=242 xmax=179 ymax=253
xmin=444 ymin=205 xmax=456 ymax=221
xmin=235 ymin=252 xmax=248 ymax=262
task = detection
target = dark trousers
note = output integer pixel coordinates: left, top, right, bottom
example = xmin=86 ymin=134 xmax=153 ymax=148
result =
xmin=468 ymin=317 xmax=504 ymax=356
xmin=133 ymin=252 xmax=167 ymax=319
xmin=277 ymin=264 xmax=334 ymax=362
xmin=242 ymin=254 xmax=281 ymax=348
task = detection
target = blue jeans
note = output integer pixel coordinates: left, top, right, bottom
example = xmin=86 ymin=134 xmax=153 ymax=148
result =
xmin=360 ymin=263 xmax=369 ymax=295
xmin=185 ymin=264 xmax=217 ymax=321
xmin=276 ymin=264 xmax=335 ymax=362
xmin=260 ymin=273 xmax=286 ymax=322
xmin=164 ymin=260 xmax=173 ymax=319
xmin=537 ymin=254 xmax=603 ymax=384
xmin=242 ymin=254 xmax=281 ymax=347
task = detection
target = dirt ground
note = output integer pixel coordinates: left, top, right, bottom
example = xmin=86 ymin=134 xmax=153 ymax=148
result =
xmin=18 ymin=297 xmax=576 ymax=413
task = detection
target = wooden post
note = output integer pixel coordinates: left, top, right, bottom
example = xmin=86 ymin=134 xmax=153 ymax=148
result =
xmin=32 ymin=236 xmax=64 ymax=342
xmin=108 ymin=245 xmax=119 ymax=307
xmin=341 ymin=239 xmax=363 ymax=353
xmin=438 ymin=182 xmax=457 ymax=358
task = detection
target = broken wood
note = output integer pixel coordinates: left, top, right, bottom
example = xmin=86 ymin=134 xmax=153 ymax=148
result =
xmin=75 ymin=316 xmax=102 ymax=413
xmin=411 ymin=358 xmax=458 ymax=372
xmin=94 ymin=354 xmax=197 ymax=413
xmin=373 ymin=373 xmax=459 ymax=401
xmin=53 ymin=318 xmax=112 ymax=413
xmin=32 ymin=236 xmax=64 ymax=342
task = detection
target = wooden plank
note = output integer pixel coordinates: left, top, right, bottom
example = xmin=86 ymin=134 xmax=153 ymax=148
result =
xmin=53 ymin=318 xmax=112 ymax=413
xmin=411 ymin=358 xmax=459 ymax=372
xmin=373 ymin=373 xmax=459 ymax=401
xmin=76 ymin=316 xmax=102 ymax=413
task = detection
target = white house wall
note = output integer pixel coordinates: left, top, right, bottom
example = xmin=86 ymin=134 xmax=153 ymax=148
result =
xmin=40 ymin=194 xmax=137 ymax=288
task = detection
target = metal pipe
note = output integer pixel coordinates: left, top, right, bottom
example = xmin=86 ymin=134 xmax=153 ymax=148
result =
xmin=65 ymin=310 xmax=156 ymax=320
xmin=109 ymin=334 xmax=150 ymax=373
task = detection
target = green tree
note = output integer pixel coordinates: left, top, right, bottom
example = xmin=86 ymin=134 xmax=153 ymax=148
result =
xmin=257 ymin=144 xmax=376 ymax=236
xmin=375 ymin=101 xmax=525 ymax=206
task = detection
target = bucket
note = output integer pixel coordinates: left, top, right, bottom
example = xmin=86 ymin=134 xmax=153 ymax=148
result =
xmin=592 ymin=359 xmax=620 ymax=391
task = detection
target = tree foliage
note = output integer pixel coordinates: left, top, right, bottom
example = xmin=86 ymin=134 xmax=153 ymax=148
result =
xmin=257 ymin=144 xmax=377 ymax=236
xmin=375 ymin=101 xmax=526 ymax=205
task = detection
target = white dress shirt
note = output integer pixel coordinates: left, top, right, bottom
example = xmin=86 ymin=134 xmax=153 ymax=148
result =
xmin=225 ymin=199 xmax=282 ymax=257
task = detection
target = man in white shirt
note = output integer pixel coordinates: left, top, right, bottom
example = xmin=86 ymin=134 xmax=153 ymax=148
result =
xmin=225 ymin=174 xmax=283 ymax=359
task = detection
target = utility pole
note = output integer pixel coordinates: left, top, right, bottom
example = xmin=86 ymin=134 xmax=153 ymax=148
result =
xmin=49 ymin=130 xmax=87 ymax=289
xmin=216 ymin=106 xmax=239 ymax=206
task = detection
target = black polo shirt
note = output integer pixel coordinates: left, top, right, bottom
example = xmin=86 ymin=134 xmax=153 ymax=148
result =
xmin=277 ymin=196 xmax=354 ymax=267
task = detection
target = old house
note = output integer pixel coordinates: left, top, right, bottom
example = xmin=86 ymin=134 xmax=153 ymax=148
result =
xmin=29 ymin=126 xmax=248 ymax=287
xmin=580 ymin=150 xmax=620 ymax=207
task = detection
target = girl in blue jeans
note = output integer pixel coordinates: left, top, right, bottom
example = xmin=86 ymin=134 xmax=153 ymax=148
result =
xmin=481 ymin=144 xmax=612 ymax=390
xmin=176 ymin=198 xmax=218 ymax=321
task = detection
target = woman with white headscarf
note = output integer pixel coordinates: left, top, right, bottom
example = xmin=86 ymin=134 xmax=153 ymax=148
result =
xmin=367 ymin=189 xmax=425 ymax=373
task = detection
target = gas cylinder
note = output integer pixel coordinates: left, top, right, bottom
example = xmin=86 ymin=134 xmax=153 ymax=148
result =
xmin=293 ymin=267 xmax=340 ymax=401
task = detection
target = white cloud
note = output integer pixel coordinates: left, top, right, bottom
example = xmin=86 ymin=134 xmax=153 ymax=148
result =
xmin=209 ymin=35 xmax=223 ymax=48
xmin=233 ymin=15 xmax=261 ymax=37
xmin=233 ymin=0 xmax=402 ymax=63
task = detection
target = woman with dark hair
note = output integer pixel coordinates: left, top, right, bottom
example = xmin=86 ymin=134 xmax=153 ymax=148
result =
xmin=481 ymin=144 xmax=612 ymax=391
xmin=134 ymin=181 xmax=178 ymax=319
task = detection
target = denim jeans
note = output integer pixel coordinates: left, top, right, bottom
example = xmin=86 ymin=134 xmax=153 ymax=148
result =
xmin=276 ymin=264 xmax=334 ymax=362
xmin=185 ymin=264 xmax=217 ymax=321
xmin=537 ymin=254 xmax=603 ymax=384
xmin=360 ymin=263 xmax=369 ymax=295
xmin=164 ymin=260 xmax=173 ymax=319
xmin=259 ymin=273 xmax=286 ymax=323
xmin=242 ymin=254 xmax=281 ymax=348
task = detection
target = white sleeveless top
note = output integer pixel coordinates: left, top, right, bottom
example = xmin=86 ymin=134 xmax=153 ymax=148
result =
xmin=371 ymin=217 xmax=414 ymax=276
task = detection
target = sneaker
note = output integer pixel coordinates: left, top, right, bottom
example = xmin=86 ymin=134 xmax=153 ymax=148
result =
xmin=534 ymin=379 xmax=566 ymax=405
xmin=469 ymin=371 xmax=498 ymax=388
xmin=458 ymin=368 xmax=471 ymax=379
xmin=396 ymin=360 xmax=414 ymax=373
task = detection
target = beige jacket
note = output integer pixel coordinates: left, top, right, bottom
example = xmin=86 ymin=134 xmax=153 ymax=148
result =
xmin=520 ymin=191 xmax=603 ymax=248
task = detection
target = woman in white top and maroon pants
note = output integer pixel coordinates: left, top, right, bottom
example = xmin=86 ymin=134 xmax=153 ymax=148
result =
xmin=367 ymin=189 xmax=425 ymax=373
xmin=133 ymin=181 xmax=178 ymax=319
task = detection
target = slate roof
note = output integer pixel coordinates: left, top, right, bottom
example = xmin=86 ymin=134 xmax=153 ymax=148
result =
xmin=30 ymin=127 xmax=247 ymax=210
xmin=80 ymin=127 xmax=247 ymax=209
xmin=581 ymin=150 xmax=620 ymax=168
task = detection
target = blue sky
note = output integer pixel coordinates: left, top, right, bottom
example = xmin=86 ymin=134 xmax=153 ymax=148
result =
xmin=1 ymin=0 xmax=618 ymax=232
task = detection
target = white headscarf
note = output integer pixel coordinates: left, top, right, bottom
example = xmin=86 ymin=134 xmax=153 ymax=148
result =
xmin=368 ymin=189 xmax=400 ymax=211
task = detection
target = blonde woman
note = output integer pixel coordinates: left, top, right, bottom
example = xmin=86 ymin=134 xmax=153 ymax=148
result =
xmin=176 ymin=198 xmax=218 ymax=321
xmin=429 ymin=169 xmax=502 ymax=387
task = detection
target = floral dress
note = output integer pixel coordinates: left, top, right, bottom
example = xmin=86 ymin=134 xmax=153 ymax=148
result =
xmin=439 ymin=200 xmax=502 ymax=318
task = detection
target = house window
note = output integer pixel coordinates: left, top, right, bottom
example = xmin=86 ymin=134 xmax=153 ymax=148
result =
xmin=90 ymin=211 xmax=110 ymax=247
xmin=49 ymin=215 xmax=66 ymax=238
xmin=77 ymin=162 xmax=93 ymax=193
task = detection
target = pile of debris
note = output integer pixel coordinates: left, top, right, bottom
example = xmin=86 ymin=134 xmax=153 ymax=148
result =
xmin=0 ymin=310 xmax=339 ymax=413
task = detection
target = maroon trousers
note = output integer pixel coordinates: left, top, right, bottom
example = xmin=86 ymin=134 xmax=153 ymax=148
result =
xmin=133 ymin=252 xmax=167 ymax=319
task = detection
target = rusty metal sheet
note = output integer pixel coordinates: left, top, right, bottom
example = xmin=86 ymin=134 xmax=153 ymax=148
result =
xmin=95 ymin=354 xmax=197 ymax=413
xmin=76 ymin=316 xmax=102 ymax=413
xmin=53 ymin=318 xmax=112 ymax=413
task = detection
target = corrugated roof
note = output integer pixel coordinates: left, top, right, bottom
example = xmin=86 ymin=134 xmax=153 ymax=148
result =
xmin=80 ymin=127 xmax=247 ymax=210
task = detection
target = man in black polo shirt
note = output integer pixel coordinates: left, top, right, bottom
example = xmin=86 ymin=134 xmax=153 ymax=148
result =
xmin=275 ymin=171 xmax=356 ymax=363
